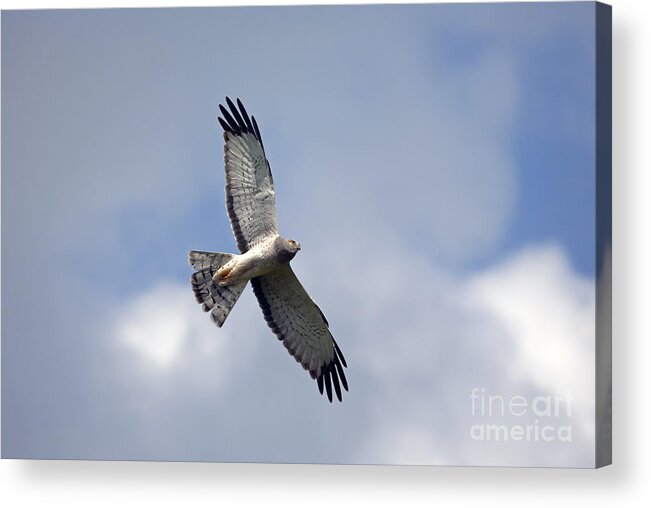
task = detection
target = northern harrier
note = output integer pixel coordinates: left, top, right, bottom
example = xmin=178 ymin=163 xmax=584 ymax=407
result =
xmin=189 ymin=98 xmax=349 ymax=402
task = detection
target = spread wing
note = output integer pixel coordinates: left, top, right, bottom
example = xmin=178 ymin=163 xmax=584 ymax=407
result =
xmin=218 ymin=97 xmax=279 ymax=253
xmin=251 ymin=265 xmax=349 ymax=402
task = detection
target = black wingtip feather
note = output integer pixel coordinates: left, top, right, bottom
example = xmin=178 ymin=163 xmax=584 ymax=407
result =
xmin=237 ymin=98 xmax=255 ymax=133
xmin=331 ymin=364 xmax=342 ymax=402
xmin=219 ymin=104 xmax=240 ymax=134
xmin=335 ymin=357 xmax=349 ymax=392
xmin=218 ymin=117 xmax=231 ymax=133
xmin=333 ymin=339 xmax=347 ymax=368
xmin=251 ymin=115 xmax=264 ymax=149
xmin=226 ymin=97 xmax=246 ymax=131
xmin=324 ymin=367 xmax=333 ymax=403
xmin=218 ymin=97 xmax=265 ymax=151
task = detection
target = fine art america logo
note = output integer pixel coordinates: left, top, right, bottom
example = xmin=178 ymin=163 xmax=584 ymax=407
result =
xmin=470 ymin=388 xmax=574 ymax=442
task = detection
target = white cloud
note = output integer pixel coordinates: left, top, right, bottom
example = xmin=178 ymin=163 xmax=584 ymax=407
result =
xmin=462 ymin=245 xmax=595 ymax=402
xmin=460 ymin=245 xmax=596 ymax=451
xmin=322 ymin=243 xmax=597 ymax=467
xmin=118 ymin=283 xmax=204 ymax=369
xmin=113 ymin=281 xmax=263 ymax=395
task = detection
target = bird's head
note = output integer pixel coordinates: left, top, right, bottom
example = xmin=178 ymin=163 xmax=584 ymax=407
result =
xmin=276 ymin=237 xmax=301 ymax=263
xmin=287 ymin=239 xmax=301 ymax=253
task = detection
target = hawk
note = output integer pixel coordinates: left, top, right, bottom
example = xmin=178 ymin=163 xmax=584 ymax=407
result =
xmin=188 ymin=98 xmax=349 ymax=402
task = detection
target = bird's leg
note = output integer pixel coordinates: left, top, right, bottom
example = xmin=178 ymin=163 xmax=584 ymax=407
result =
xmin=213 ymin=259 xmax=236 ymax=286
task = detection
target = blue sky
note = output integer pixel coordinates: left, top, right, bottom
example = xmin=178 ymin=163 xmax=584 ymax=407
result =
xmin=2 ymin=2 xmax=599 ymax=466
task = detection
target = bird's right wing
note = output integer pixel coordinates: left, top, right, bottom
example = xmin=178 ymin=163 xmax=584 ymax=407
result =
xmin=250 ymin=265 xmax=349 ymax=402
xmin=218 ymin=98 xmax=279 ymax=254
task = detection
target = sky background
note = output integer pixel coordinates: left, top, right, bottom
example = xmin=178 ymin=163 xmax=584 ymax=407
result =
xmin=2 ymin=2 xmax=599 ymax=467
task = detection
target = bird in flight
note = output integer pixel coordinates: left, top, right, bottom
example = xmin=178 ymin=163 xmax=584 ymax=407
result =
xmin=188 ymin=98 xmax=349 ymax=402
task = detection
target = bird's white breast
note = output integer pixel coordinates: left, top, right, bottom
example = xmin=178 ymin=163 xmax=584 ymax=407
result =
xmin=231 ymin=235 xmax=282 ymax=282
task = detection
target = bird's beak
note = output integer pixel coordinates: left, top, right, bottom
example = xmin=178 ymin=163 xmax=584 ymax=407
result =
xmin=297 ymin=243 xmax=301 ymax=250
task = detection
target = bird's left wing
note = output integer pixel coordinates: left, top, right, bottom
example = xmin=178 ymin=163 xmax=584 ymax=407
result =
xmin=250 ymin=265 xmax=349 ymax=402
xmin=218 ymin=97 xmax=279 ymax=253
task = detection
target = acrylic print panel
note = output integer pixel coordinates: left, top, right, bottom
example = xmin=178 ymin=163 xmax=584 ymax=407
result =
xmin=1 ymin=2 xmax=611 ymax=467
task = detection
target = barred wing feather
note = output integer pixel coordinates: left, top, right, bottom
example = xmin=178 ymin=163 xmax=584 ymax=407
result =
xmin=250 ymin=265 xmax=349 ymax=402
xmin=219 ymin=98 xmax=279 ymax=253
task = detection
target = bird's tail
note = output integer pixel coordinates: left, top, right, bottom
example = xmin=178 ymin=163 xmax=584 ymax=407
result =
xmin=188 ymin=250 xmax=247 ymax=327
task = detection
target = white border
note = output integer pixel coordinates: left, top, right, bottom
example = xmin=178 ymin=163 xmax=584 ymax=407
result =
xmin=1 ymin=0 xmax=649 ymax=506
